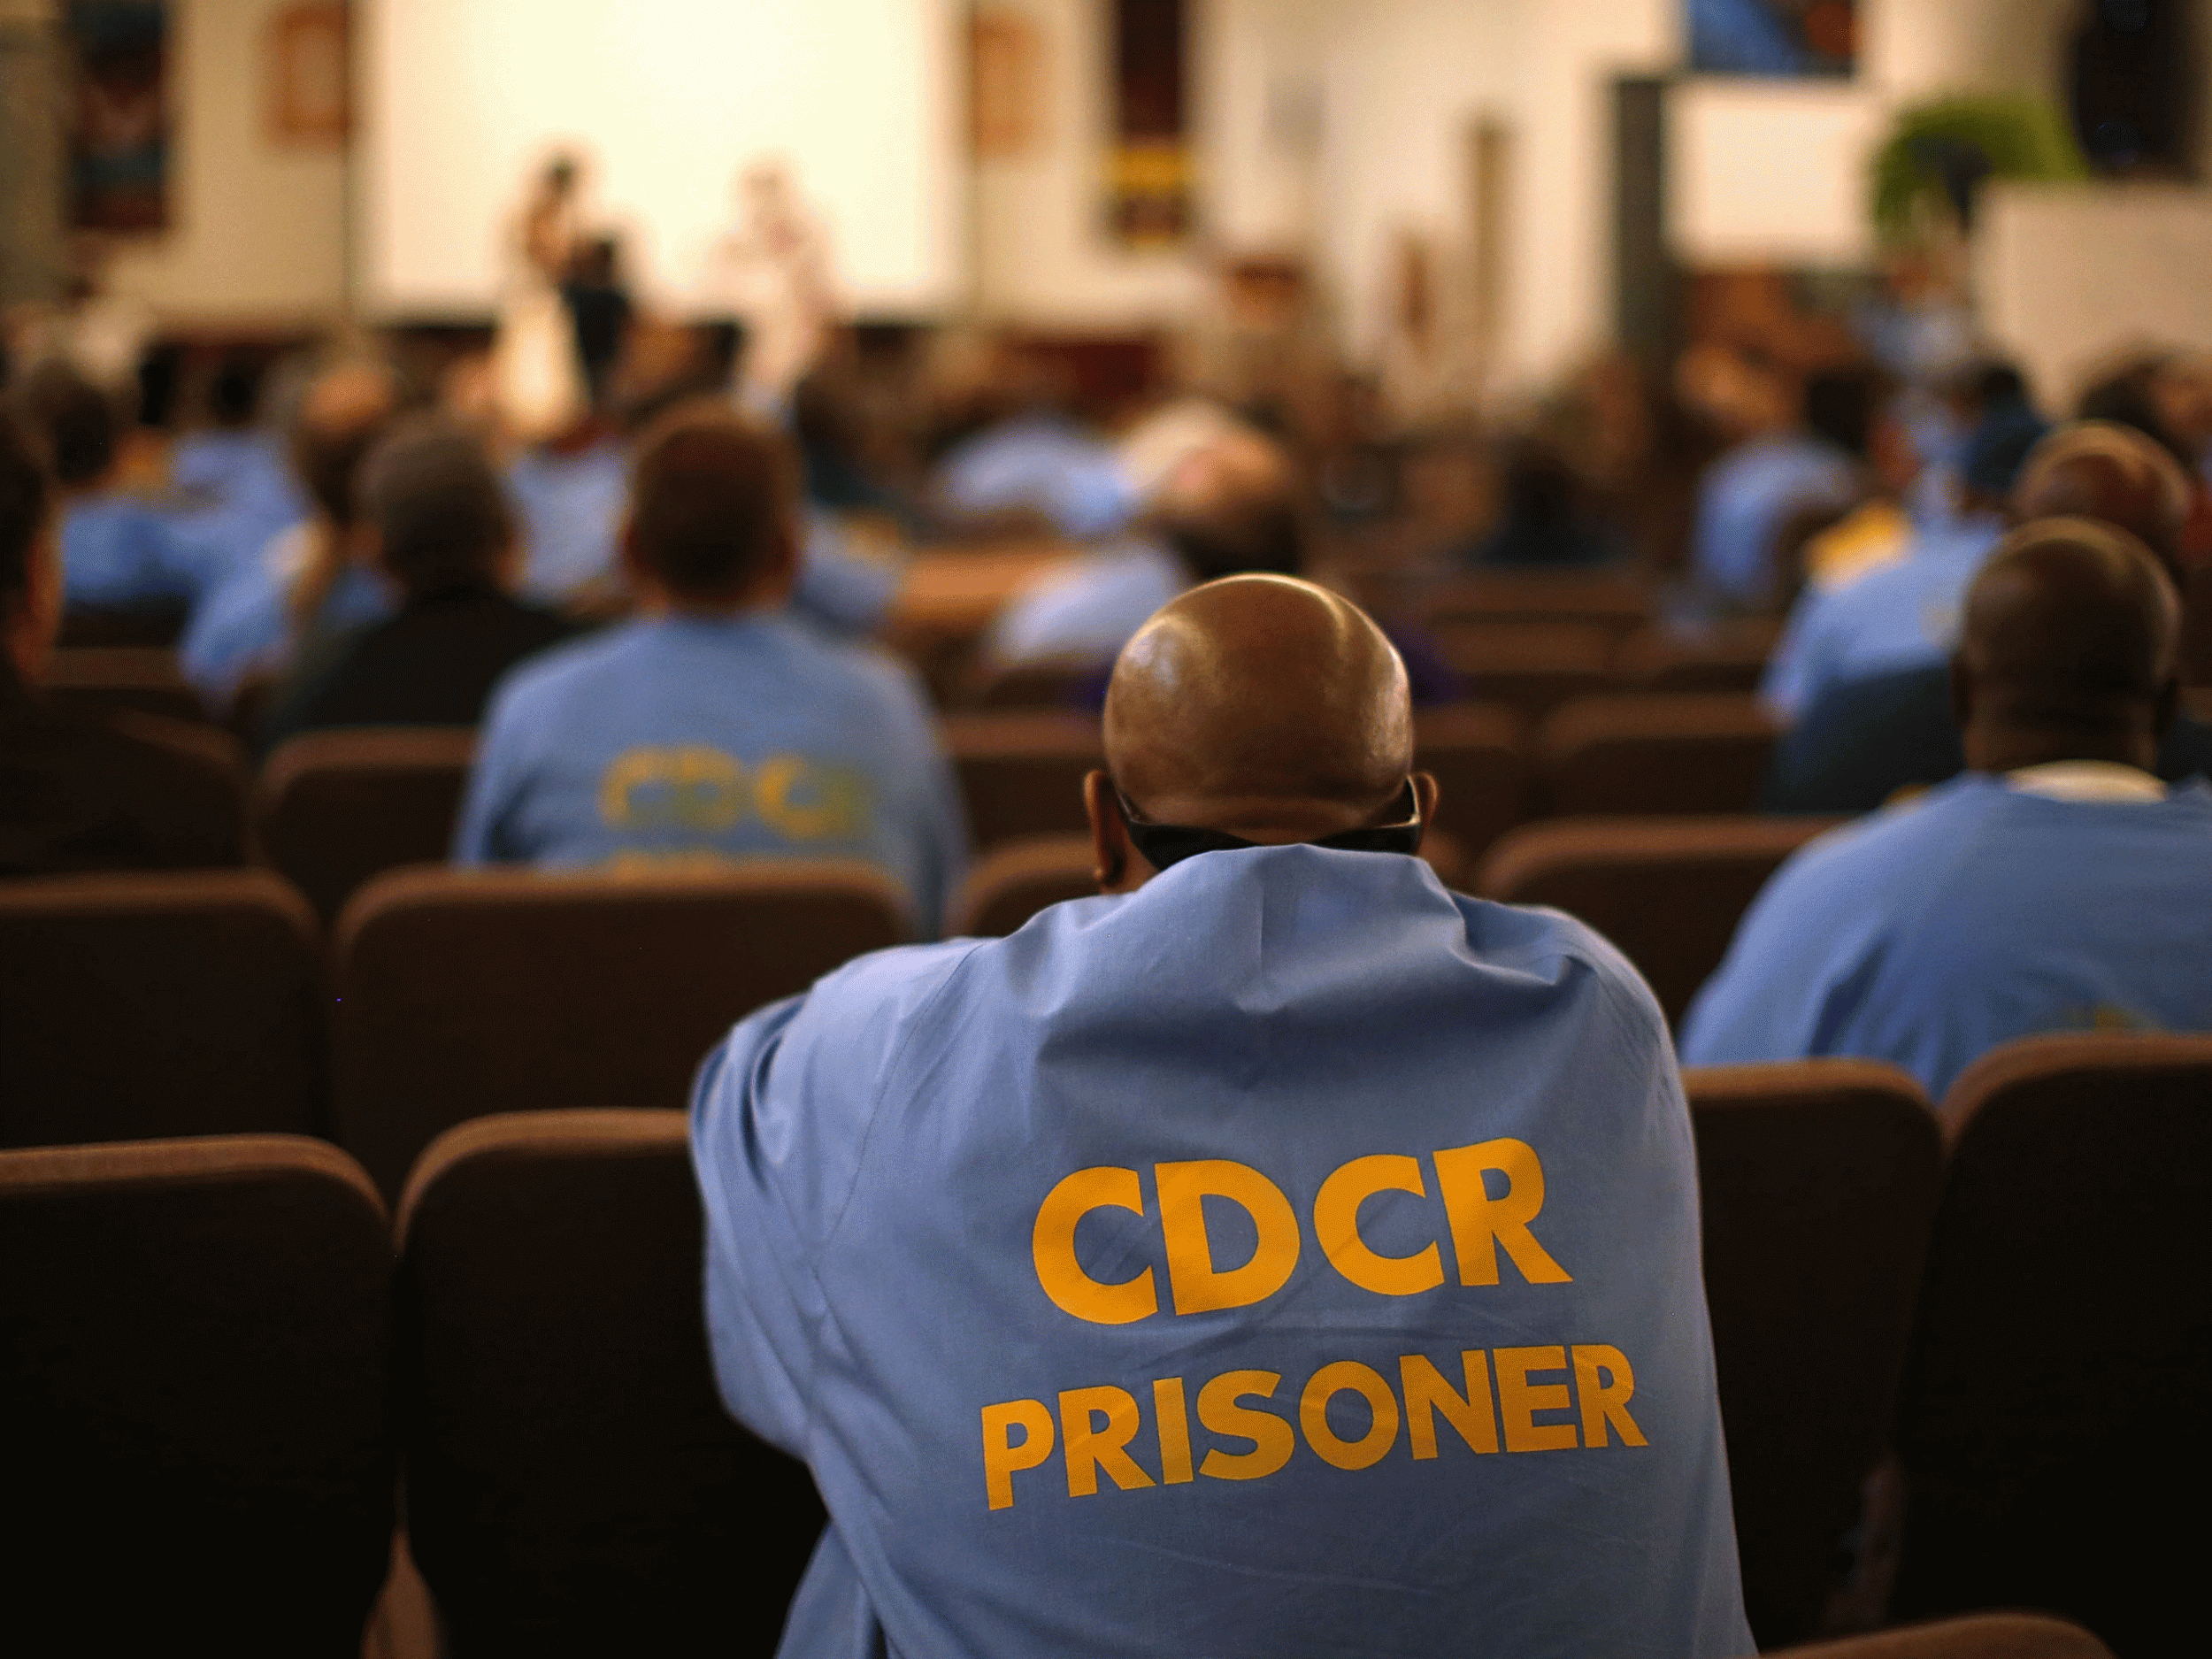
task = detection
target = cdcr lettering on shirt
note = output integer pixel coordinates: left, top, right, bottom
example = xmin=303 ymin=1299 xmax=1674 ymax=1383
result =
xmin=984 ymin=1135 xmax=1649 ymax=1510
xmin=597 ymin=744 xmax=871 ymax=842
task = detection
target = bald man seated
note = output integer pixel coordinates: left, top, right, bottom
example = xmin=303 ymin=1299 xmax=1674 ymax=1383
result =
xmin=692 ymin=575 xmax=1752 ymax=1659
xmin=1762 ymin=421 xmax=2212 ymax=811
xmin=1685 ymin=519 xmax=2212 ymax=1100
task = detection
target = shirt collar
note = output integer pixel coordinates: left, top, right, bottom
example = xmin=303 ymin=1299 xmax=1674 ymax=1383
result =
xmin=2005 ymin=761 xmax=2166 ymax=803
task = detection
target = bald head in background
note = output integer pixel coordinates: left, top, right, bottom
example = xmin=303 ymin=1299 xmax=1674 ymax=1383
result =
xmin=1953 ymin=517 xmax=2181 ymax=775
xmin=2011 ymin=420 xmax=2193 ymax=578
xmin=1090 ymin=574 xmax=1433 ymax=888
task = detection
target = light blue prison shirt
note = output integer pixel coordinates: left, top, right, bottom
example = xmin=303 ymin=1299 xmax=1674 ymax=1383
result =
xmin=1690 ymin=434 xmax=1858 ymax=608
xmin=1759 ymin=514 xmax=2004 ymax=721
xmin=692 ymin=844 xmax=1754 ymax=1659
xmin=935 ymin=414 xmax=1136 ymax=540
xmin=981 ymin=537 xmax=1184 ymax=670
xmin=453 ymin=611 xmax=968 ymax=933
xmin=1680 ymin=774 xmax=2212 ymax=1101
xmin=176 ymin=523 xmax=394 ymax=710
xmin=59 ymin=493 xmax=230 ymax=611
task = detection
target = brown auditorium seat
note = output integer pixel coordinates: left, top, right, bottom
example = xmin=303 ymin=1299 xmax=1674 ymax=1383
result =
xmin=1538 ymin=694 xmax=1778 ymax=816
xmin=1613 ymin=618 xmax=1782 ymax=694
xmin=332 ymin=863 xmax=908 ymax=1199
xmin=1685 ymin=1061 xmax=1941 ymax=1649
xmin=1473 ymin=816 xmax=1838 ymax=1025
xmin=397 ymin=1110 xmax=823 ymax=1658
xmin=1423 ymin=569 xmax=1654 ymax=639
xmin=1412 ymin=702 xmax=1525 ymax=865
xmin=942 ymin=710 xmax=1102 ymax=849
xmin=40 ymin=644 xmax=208 ymax=723
xmin=964 ymin=656 xmax=1099 ymax=710
xmin=1893 ymin=1033 xmax=2212 ymax=1657
xmin=1431 ymin=621 xmax=1615 ymax=722
xmin=259 ymin=727 xmax=477 ymax=925
xmin=949 ymin=834 xmax=1098 ymax=936
xmin=0 ymin=1135 xmax=394 ymax=1657
xmin=1774 ymin=1614 xmax=2114 ymax=1659
xmin=0 ymin=869 xmax=324 ymax=1148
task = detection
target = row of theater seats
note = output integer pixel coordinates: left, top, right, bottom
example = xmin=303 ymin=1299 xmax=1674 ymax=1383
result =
xmin=2 ymin=809 xmax=1829 ymax=1186
xmin=4 ymin=1040 xmax=2195 ymax=1655
xmin=38 ymin=666 xmax=1786 ymax=921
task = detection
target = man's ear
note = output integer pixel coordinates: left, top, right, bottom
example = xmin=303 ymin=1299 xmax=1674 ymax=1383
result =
xmin=1084 ymin=769 xmax=1150 ymax=894
xmin=1411 ymin=770 xmax=1440 ymax=827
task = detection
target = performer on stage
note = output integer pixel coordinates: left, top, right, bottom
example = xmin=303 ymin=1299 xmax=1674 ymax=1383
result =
xmin=702 ymin=159 xmax=838 ymax=413
xmin=491 ymin=155 xmax=591 ymax=442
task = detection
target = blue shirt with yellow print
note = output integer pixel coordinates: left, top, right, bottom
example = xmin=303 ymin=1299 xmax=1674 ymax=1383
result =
xmin=693 ymin=844 xmax=1753 ymax=1659
xmin=453 ymin=611 xmax=968 ymax=933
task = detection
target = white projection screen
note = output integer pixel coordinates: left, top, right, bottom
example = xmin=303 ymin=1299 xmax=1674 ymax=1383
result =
xmin=359 ymin=0 xmax=962 ymax=318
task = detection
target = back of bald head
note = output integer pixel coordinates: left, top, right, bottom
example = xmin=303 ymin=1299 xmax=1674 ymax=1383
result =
xmin=291 ymin=360 xmax=401 ymax=527
xmin=1153 ymin=430 xmax=1304 ymax=582
xmin=2011 ymin=421 xmax=2193 ymax=578
xmin=1960 ymin=517 xmax=2179 ymax=741
xmin=1104 ymin=574 xmax=1410 ymax=833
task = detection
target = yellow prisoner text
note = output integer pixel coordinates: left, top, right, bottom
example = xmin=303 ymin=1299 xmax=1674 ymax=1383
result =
xmin=979 ymin=1345 xmax=1646 ymax=1510
xmin=1031 ymin=1138 xmax=1571 ymax=1325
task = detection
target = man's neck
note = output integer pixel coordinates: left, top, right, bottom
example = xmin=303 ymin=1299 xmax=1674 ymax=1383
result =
xmin=1966 ymin=728 xmax=2158 ymax=775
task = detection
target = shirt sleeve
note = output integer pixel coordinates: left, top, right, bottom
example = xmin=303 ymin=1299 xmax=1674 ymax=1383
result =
xmin=688 ymin=941 xmax=980 ymax=1455
xmin=450 ymin=681 xmax=530 ymax=864
xmin=1758 ymin=587 xmax=1832 ymax=722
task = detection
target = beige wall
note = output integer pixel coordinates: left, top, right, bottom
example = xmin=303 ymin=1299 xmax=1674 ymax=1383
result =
xmin=104 ymin=0 xmax=348 ymax=326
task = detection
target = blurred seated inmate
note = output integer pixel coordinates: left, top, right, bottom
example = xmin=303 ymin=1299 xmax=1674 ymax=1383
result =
xmin=260 ymin=416 xmax=576 ymax=753
xmin=180 ymin=357 xmax=403 ymax=712
xmin=454 ymin=403 xmax=967 ymax=930
xmin=1685 ymin=518 xmax=2212 ymax=1100
xmin=1762 ymin=422 xmax=2212 ymax=812
xmin=693 ymin=575 xmax=1752 ymax=1659
xmin=0 ymin=412 xmax=242 ymax=876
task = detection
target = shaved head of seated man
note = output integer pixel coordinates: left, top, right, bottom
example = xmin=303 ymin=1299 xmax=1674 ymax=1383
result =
xmin=693 ymin=573 xmax=1752 ymax=1659
xmin=1688 ymin=518 xmax=2212 ymax=1101
xmin=1760 ymin=421 xmax=2212 ymax=812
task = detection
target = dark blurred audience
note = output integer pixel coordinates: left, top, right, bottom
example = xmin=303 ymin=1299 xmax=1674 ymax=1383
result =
xmin=1763 ymin=420 xmax=2212 ymax=811
xmin=13 ymin=359 xmax=220 ymax=627
xmin=1688 ymin=517 xmax=2212 ymax=1099
xmin=260 ymin=417 xmax=578 ymax=754
xmin=1761 ymin=373 xmax=2047 ymax=721
xmin=0 ymin=411 xmax=242 ymax=876
xmin=178 ymin=358 xmax=403 ymax=710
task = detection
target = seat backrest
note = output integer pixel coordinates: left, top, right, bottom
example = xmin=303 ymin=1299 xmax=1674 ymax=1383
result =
xmin=964 ymin=657 xmax=1100 ymax=711
xmin=1893 ymin=1034 xmax=2212 ymax=1655
xmin=1411 ymin=702 xmax=1526 ymax=865
xmin=258 ymin=727 xmax=477 ymax=925
xmin=1772 ymin=1613 xmax=2113 ymax=1659
xmin=40 ymin=644 xmax=209 ymax=725
xmin=1612 ymin=619 xmax=1781 ymax=695
xmin=332 ymin=863 xmax=908 ymax=1199
xmin=948 ymin=833 xmax=1098 ymax=936
xmin=941 ymin=710 xmax=1103 ymax=849
xmin=1540 ymin=693 xmax=1778 ymax=816
xmin=0 ymin=869 xmax=324 ymax=1148
xmin=1684 ymin=1061 xmax=1941 ymax=1648
xmin=1474 ymin=816 xmax=1838 ymax=1025
xmin=396 ymin=1110 xmax=824 ymax=1657
xmin=1424 ymin=570 xmax=1654 ymax=639
xmin=0 ymin=1134 xmax=392 ymax=1656
xmin=1431 ymin=620 xmax=1616 ymax=723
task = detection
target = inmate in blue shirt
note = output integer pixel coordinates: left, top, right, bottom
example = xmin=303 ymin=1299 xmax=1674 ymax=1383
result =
xmin=1760 ymin=515 xmax=2003 ymax=720
xmin=936 ymin=414 xmax=1134 ymax=539
xmin=178 ymin=526 xmax=394 ymax=710
xmin=1681 ymin=775 xmax=2212 ymax=1101
xmin=60 ymin=494 xmax=227 ymax=611
xmin=983 ymin=538 xmax=1184 ymax=669
xmin=454 ymin=611 xmax=968 ymax=932
xmin=507 ymin=438 xmax=629 ymax=603
xmin=1691 ymin=434 xmax=1857 ymax=607
xmin=693 ymin=845 xmax=1753 ymax=1659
